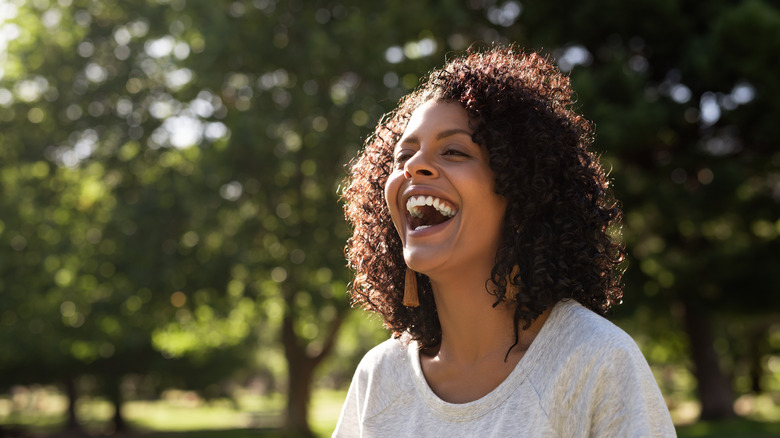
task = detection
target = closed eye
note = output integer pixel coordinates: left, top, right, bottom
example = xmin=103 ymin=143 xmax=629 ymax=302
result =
xmin=442 ymin=148 xmax=469 ymax=158
xmin=394 ymin=152 xmax=413 ymax=166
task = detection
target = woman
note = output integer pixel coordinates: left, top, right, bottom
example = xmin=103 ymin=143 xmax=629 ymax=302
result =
xmin=335 ymin=45 xmax=675 ymax=437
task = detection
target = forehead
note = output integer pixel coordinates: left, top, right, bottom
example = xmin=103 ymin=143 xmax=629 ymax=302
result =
xmin=398 ymin=100 xmax=471 ymax=144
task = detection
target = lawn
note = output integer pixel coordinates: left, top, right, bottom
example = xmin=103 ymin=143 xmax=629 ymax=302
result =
xmin=0 ymin=387 xmax=343 ymax=437
xmin=2 ymin=387 xmax=779 ymax=437
xmin=676 ymin=418 xmax=780 ymax=438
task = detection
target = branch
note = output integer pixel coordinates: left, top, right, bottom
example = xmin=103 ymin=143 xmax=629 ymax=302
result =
xmin=312 ymin=312 xmax=345 ymax=366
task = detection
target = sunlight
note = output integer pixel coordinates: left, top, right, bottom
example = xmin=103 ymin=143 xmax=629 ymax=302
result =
xmin=0 ymin=0 xmax=20 ymax=81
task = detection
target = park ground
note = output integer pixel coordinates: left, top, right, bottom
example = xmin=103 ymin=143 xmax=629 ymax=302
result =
xmin=1 ymin=386 xmax=779 ymax=437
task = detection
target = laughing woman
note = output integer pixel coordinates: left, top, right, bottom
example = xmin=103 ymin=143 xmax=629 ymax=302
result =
xmin=335 ymin=45 xmax=675 ymax=437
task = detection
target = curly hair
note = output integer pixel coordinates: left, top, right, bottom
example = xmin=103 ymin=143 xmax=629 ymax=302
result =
xmin=343 ymin=45 xmax=625 ymax=352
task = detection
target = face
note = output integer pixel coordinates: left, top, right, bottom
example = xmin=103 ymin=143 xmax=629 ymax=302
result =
xmin=385 ymin=100 xmax=507 ymax=278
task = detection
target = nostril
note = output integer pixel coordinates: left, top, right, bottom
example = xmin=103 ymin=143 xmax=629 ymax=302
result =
xmin=403 ymin=169 xmax=433 ymax=179
xmin=403 ymin=157 xmax=435 ymax=178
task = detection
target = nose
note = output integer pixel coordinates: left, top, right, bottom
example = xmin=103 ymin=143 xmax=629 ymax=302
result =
xmin=403 ymin=150 xmax=437 ymax=179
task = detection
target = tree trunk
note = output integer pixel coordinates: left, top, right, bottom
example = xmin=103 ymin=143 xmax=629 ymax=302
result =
xmin=282 ymin=310 xmax=343 ymax=437
xmin=681 ymin=302 xmax=735 ymax=420
xmin=748 ymin=322 xmax=769 ymax=394
xmin=64 ymin=376 xmax=82 ymax=432
xmin=285 ymin=351 xmax=318 ymax=437
xmin=106 ymin=374 xmax=127 ymax=433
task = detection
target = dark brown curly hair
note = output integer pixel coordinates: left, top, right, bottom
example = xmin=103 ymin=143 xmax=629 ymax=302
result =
xmin=343 ymin=45 xmax=625 ymax=352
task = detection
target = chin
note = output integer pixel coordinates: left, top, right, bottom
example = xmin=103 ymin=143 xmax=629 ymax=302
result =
xmin=403 ymin=248 xmax=442 ymax=275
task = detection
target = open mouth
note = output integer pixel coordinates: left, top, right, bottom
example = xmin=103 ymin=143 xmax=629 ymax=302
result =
xmin=406 ymin=195 xmax=458 ymax=231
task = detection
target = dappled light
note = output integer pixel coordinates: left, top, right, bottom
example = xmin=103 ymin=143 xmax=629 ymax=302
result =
xmin=1 ymin=0 xmax=779 ymax=437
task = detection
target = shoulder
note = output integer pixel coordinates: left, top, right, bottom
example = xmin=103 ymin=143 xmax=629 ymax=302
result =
xmin=543 ymin=299 xmax=643 ymax=360
xmin=348 ymin=336 xmax=417 ymax=419
xmin=354 ymin=335 xmax=412 ymax=378
xmin=530 ymin=300 xmax=675 ymax=436
xmin=532 ymin=300 xmax=655 ymax=388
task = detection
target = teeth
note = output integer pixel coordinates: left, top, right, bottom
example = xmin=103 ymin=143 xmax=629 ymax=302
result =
xmin=414 ymin=225 xmax=432 ymax=230
xmin=405 ymin=195 xmax=457 ymax=219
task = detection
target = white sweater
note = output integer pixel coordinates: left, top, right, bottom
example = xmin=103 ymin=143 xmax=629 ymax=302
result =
xmin=333 ymin=300 xmax=676 ymax=437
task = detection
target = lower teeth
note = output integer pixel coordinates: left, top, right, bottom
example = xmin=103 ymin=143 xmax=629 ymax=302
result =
xmin=415 ymin=225 xmax=431 ymax=230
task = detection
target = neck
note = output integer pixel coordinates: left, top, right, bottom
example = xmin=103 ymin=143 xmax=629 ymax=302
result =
xmin=426 ymin=266 xmax=522 ymax=364
xmin=417 ymin=263 xmax=552 ymax=404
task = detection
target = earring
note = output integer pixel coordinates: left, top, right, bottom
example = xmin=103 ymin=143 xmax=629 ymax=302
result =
xmin=403 ymin=268 xmax=420 ymax=307
xmin=505 ymin=265 xmax=521 ymax=301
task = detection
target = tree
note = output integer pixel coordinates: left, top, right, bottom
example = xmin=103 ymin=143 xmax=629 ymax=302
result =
xmin=516 ymin=0 xmax=780 ymax=419
xmin=3 ymin=0 xmax=777 ymax=432
xmin=164 ymin=2 xmax=522 ymax=434
xmin=1 ymin=1 xmax=526 ymax=433
xmin=0 ymin=0 xmax=258 ymax=430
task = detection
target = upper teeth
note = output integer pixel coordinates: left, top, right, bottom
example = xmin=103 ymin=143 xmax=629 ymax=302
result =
xmin=406 ymin=195 xmax=456 ymax=218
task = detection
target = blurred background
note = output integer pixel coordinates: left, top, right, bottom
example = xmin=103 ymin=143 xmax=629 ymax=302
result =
xmin=1 ymin=0 xmax=779 ymax=437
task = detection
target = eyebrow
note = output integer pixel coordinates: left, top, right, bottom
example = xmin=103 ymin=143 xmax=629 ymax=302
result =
xmin=398 ymin=128 xmax=473 ymax=146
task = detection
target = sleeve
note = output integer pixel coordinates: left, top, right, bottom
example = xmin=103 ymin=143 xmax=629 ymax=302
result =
xmin=541 ymin=324 xmax=677 ymax=438
xmin=332 ymin=338 xmax=403 ymax=438
xmin=587 ymin=341 xmax=677 ymax=438
xmin=332 ymin=369 xmax=362 ymax=438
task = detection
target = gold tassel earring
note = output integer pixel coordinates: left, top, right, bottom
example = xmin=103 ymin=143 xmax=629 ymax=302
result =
xmin=403 ymin=268 xmax=420 ymax=307
xmin=505 ymin=265 xmax=521 ymax=301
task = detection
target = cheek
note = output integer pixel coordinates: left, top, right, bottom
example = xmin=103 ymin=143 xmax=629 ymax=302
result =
xmin=491 ymin=191 xmax=508 ymax=221
xmin=475 ymin=170 xmax=506 ymax=220
xmin=384 ymin=171 xmax=404 ymax=222
xmin=385 ymin=179 xmax=407 ymax=241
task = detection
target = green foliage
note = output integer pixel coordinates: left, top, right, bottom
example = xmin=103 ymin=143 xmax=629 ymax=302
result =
xmin=0 ymin=0 xmax=263 ymax=395
xmin=315 ymin=310 xmax=387 ymax=389
xmin=677 ymin=418 xmax=780 ymax=438
xmin=547 ymin=1 xmax=780 ymax=315
xmin=1 ymin=0 xmax=779 ymax=432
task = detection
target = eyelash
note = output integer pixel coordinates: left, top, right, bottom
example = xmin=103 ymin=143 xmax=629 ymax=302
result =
xmin=394 ymin=147 xmax=470 ymax=166
xmin=443 ymin=148 xmax=468 ymax=157
xmin=395 ymin=152 xmax=412 ymax=165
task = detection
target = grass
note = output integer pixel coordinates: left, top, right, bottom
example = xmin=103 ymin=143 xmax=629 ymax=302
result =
xmin=676 ymin=418 xmax=780 ymax=438
xmin=0 ymin=387 xmax=344 ymax=437
xmin=2 ymin=387 xmax=780 ymax=437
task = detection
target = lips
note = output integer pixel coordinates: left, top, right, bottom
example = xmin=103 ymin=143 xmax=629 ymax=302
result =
xmin=405 ymin=194 xmax=458 ymax=231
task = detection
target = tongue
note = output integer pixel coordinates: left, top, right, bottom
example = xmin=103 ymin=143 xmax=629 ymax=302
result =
xmin=410 ymin=205 xmax=451 ymax=229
